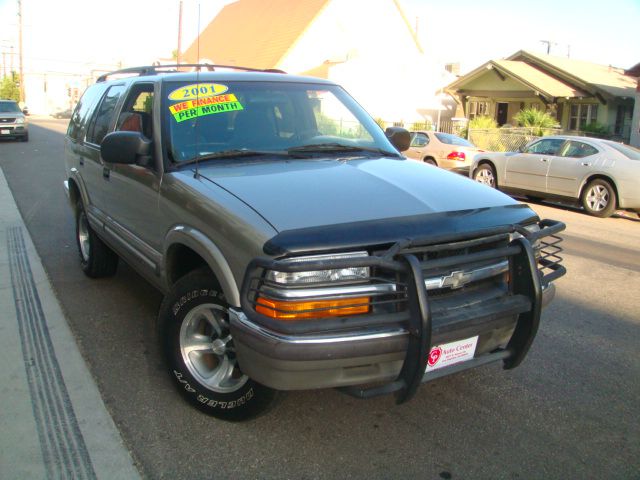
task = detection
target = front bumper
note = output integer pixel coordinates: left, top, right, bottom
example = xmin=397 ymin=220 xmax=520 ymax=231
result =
xmin=230 ymin=283 xmax=555 ymax=391
xmin=0 ymin=124 xmax=28 ymax=139
xmin=232 ymin=219 xmax=566 ymax=402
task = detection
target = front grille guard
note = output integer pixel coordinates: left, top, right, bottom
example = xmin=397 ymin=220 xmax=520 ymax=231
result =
xmin=240 ymin=220 xmax=566 ymax=403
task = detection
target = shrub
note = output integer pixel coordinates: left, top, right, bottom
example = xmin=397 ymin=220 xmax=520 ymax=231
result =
xmin=582 ymin=122 xmax=609 ymax=136
xmin=409 ymin=121 xmax=432 ymax=132
xmin=469 ymin=115 xmax=498 ymax=129
xmin=513 ymin=108 xmax=558 ymax=136
xmin=460 ymin=115 xmax=496 ymax=138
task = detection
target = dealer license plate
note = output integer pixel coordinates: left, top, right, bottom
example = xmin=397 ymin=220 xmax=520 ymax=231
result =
xmin=425 ymin=336 xmax=478 ymax=372
xmin=1 ymin=129 xmax=10 ymax=135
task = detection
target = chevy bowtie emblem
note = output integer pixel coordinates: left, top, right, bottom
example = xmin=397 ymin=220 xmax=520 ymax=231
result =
xmin=438 ymin=270 xmax=473 ymax=289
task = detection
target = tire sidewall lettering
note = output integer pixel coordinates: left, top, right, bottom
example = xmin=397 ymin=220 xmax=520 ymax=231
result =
xmin=171 ymin=288 xmax=224 ymax=316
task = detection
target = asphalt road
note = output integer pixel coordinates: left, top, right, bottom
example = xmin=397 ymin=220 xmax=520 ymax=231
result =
xmin=2 ymin=119 xmax=639 ymax=479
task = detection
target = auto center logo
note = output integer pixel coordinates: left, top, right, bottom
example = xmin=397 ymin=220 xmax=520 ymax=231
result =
xmin=427 ymin=346 xmax=442 ymax=367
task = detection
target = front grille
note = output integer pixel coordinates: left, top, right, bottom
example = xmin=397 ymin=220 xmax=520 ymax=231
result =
xmin=0 ymin=118 xmax=16 ymax=123
xmin=241 ymin=221 xmax=565 ymax=336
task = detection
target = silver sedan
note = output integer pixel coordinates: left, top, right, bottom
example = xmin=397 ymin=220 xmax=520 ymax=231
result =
xmin=406 ymin=131 xmax=483 ymax=174
xmin=470 ymin=135 xmax=640 ymax=217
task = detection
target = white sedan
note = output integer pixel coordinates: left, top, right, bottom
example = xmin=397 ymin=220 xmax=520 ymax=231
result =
xmin=470 ymin=135 xmax=640 ymax=217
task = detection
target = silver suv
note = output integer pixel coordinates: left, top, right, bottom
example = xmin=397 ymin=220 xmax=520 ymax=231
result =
xmin=64 ymin=65 xmax=566 ymax=420
xmin=0 ymin=99 xmax=28 ymax=141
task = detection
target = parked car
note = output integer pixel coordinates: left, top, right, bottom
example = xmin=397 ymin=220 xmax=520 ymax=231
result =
xmin=52 ymin=108 xmax=73 ymax=119
xmin=406 ymin=131 xmax=483 ymax=174
xmin=470 ymin=135 xmax=640 ymax=217
xmin=0 ymin=99 xmax=29 ymax=141
xmin=63 ymin=65 xmax=565 ymax=420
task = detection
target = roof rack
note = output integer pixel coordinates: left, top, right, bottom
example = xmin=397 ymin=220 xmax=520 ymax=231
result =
xmin=96 ymin=64 xmax=286 ymax=83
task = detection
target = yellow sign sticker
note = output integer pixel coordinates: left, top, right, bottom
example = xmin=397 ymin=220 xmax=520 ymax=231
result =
xmin=168 ymin=83 xmax=229 ymax=101
xmin=170 ymin=93 xmax=244 ymax=123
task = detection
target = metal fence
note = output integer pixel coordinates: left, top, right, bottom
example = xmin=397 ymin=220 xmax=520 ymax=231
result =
xmin=379 ymin=118 xmax=627 ymax=151
xmin=467 ymin=127 xmax=563 ymax=152
xmin=380 ymin=119 xmax=465 ymax=136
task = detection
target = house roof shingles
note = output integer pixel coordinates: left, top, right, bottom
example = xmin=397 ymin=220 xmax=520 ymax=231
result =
xmin=446 ymin=50 xmax=638 ymax=102
xmin=493 ymin=60 xmax=584 ymax=98
xmin=183 ymin=0 xmax=330 ymax=70
xmin=510 ymin=51 xmax=638 ymax=98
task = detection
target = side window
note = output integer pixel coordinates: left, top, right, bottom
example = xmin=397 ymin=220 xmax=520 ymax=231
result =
xmin=410 ymin=133 xmax=429 ymax=147
xmin=525 ymin=138 xmax=564 ymax=155
xmin=116 ymin=84 xmax=154 ymax=140
xmin=85 ymin=84 xmax=126 ymax=145
xmin=560 ymin=140 xmax=599 ymax=158
xmin=67 ymin=84 xmax=106 ymax=142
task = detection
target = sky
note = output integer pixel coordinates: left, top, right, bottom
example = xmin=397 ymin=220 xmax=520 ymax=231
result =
xmin=0 ymin=0 xmax=638 ymax=76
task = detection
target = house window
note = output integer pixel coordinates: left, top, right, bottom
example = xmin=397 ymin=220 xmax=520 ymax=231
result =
xmin=569 ymin=103 xmax=598 ymax=130
xmin=468 ymin=101 xmax=490 ymax=120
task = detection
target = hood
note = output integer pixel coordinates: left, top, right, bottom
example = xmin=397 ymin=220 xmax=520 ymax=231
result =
xmin=196 ymin=157 xmax=526 ymax=233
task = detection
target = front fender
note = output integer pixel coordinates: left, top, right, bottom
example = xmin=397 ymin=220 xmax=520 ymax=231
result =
xmin=163 ymin=226 xmax=241 ymax=307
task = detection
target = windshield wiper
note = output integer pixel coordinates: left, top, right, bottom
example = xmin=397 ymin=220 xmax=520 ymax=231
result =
xmin=287 ymin=143 xmax=401 ymax=158
xmin=177 ymin=149 xmax=290 ymax=167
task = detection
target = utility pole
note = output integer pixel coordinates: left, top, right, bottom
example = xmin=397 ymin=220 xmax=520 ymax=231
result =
xmin=18 ymin=0 xmax=25 ymax=103
xmin=177 ymin=0 xmax=183 ymax=65
xmin=539 ymin=39 xmax=556 ymax=55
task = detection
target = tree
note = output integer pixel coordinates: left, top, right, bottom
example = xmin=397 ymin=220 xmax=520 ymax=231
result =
xmin=0 ymin=72 xmax=20 ymax=102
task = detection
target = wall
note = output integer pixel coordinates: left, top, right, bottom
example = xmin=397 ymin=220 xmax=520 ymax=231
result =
xmin=280 ymin=0 xmax=444 ymax=122
xmin=461 ymin=71 xmax=531 ymax=93
xmin=24 ymin=73 xmax=85 ymax=115
xmin=631 ymin=82 xmax=640 ymax=147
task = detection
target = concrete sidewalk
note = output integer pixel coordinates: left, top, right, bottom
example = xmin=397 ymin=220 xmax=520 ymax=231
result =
xmin=0 ymin=168 xmax=140 ymax=479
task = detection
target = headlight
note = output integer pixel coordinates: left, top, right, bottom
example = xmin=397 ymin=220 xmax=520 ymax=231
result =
xmin=258 ymin=251 xmax=371 ymax=320
xmin=265 ymin=251 xmax=370 ymax=285
xmin=16 ymin=117 xmax=25 ymax=124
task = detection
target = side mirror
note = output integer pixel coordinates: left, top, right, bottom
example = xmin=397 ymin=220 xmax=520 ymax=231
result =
xmin=22 ymin=108 xmax=29 ymax=115
xmin=385 ymin=127 xmax=411 ymax=152
xmin=101 ymin=131 xmax=151 ymax=165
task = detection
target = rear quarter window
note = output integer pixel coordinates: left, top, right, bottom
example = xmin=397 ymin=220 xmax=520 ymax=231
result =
xmin=604 ymin=141 xmax=640 ymax=160
xmin=85 ymin=84 xmax=126 ymax=145
xmin=67 ymin=84 xmax=107 ymax=142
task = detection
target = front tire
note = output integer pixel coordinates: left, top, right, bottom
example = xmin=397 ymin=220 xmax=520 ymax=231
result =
xmin=581 ymin=179 xmax=616 ymax=217
xmin=75 ymin=200 xmax=118 ymax=277
xmin=158 ymin=268 xmax=277 ymax=421
xmin=473 ymin=163 xmax=497 ymax=188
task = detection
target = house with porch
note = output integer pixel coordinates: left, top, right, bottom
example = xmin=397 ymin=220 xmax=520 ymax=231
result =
xmin=181 ymin=0 xmax=449 ymax=124
xmin=626 ymin=62 xmax=640 ymax=147
xmin=445 ymin=50 xmax=638 ymax=143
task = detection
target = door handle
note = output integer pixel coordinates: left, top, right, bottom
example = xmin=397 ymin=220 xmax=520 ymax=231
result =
xmin=581 ymin=162 xmax=591 ymax=166
xmin=78 ymin=157 xmax=84 ymax=166
xmin=540 ymin=158 xmax=548 ymax=162
xmin=103 ymin=167 xmax=110 ymax=179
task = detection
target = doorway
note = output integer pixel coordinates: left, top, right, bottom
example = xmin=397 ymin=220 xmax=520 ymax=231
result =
xmin=496 ymin=102 xmax=509 ymax=126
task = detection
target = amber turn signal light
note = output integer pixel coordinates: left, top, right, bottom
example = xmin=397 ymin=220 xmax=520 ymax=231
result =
xmin=256 ymin=296 xmax=370 ymax=320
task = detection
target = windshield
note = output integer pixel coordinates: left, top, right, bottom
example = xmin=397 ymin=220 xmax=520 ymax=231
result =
xmin=0 ymin=101 xmax=21 ymax=113
xmin=434 ymin=132 xmax=474 ymax=147
xmin=162 ymin=80 xmax=396 ymax=163
xmin=603 ymin=140 xmax=640 ymax=160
